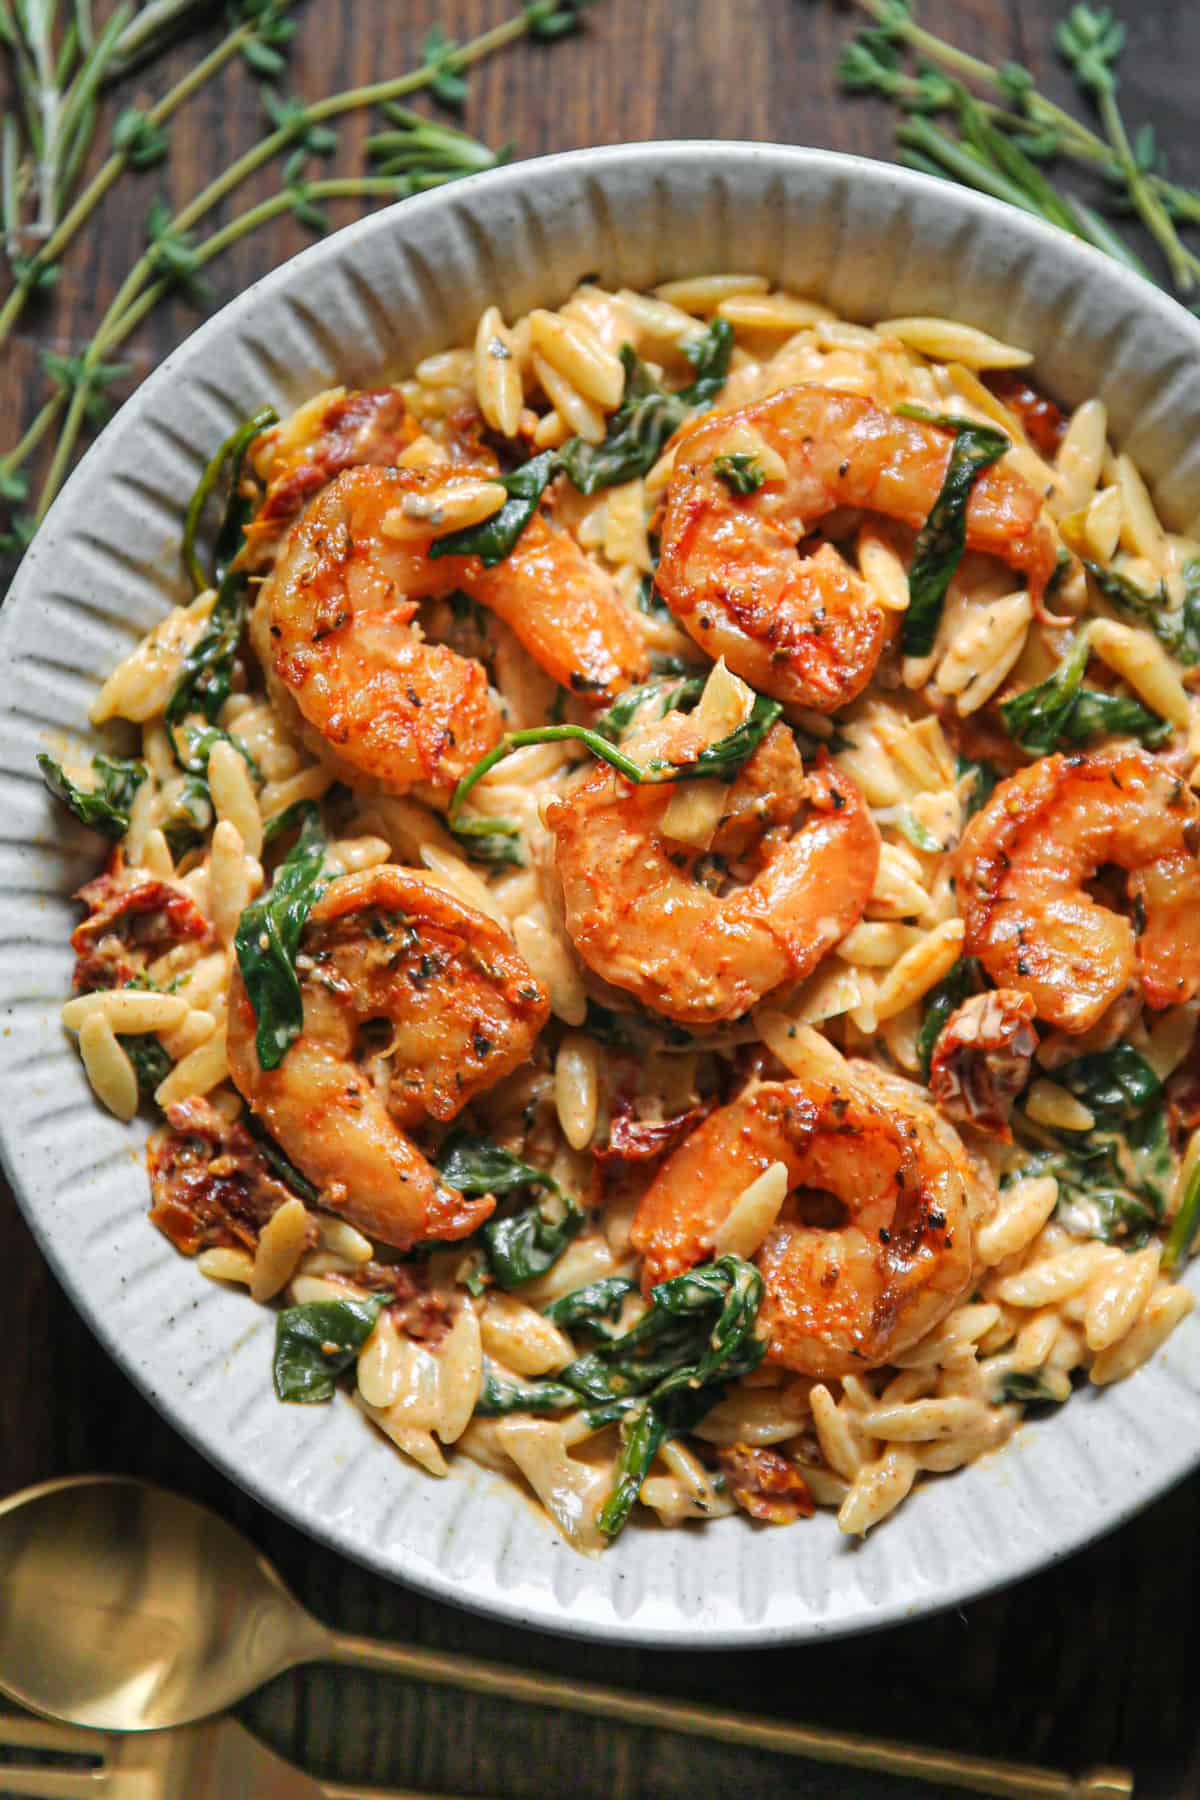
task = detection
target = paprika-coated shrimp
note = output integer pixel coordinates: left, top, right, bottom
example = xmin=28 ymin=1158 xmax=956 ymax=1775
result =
xmin=545 ymin=728 xmax=879 ymax=1026
xmin=956 ymin=747 xmax=1200 ymax=1033
xmin=227 ymin=866 xmax=549 ymax=1248
xmin=258 ymin=461 xmax=647 ymax=796
xmin=657 ymin=386 xmax=1059 ymax=710
xmin=631 ymin=1072 xmax=976 ymax=1379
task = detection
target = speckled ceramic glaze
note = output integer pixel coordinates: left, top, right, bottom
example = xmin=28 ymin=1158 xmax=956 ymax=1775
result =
xmin=3 ymin=143 xmax=1199 ymax=1645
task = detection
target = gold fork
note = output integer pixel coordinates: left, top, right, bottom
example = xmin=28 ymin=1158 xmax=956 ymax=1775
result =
xmin=0 ymin=1707 xmax=1135 ymax=1800
xmin=0 ymin=1712 xmax=474 ymax=1800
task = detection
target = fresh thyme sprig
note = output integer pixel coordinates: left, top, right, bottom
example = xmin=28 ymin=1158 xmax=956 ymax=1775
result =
xmin=0 ymin=0 xmax=301 ymax=349
xmin=839 ymin=0 xmax=1200 ymax=295
xmin=6 ymin=3 xmax=593 ymax=535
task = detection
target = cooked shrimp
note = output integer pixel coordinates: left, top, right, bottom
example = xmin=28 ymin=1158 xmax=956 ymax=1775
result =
xmin=227 ymin=866 xmax=549 ymax=1248
xmin=956 ymin=747 xmax=1200 ymax=1033
xmin=657 ymin=386 xmax=1058 ymax=710
xmin=258 ymin=461 xmax=647 ymax=796
xmin=546 ymin=728 xmax=879 ymax=1026
xmin=631 ymin=1072 xmax=976 ymax=1379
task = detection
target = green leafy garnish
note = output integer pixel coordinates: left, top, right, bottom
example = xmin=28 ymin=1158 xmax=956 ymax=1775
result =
xmin=181 ymin=405 xmax=277 ymax=593
xmin=233 ymin=803 xmax=328 ymax=1072
xmin=556 ymin=322 xmax=733 ymax=496
xmin=166 ymin=409 xmax=275 ymax=771
xmin=474 ymin=1363 xmax=579 ymax=1416
xmin=160 ymin=774 xmax=215 ymax=859
xmin=1001 ymin=627 xmax=1168 ymax=754
xmin=1053 ymin=1045 xmax=1163 ymax=1122
xmin=901 ymin=418 xmax=1010 ymax=657
xmin=1001 ymin=631 xmax=1091 ymax=755
xmin=1085 ymin=558 xmax=1200 ymax=666
xmin=1022 ymin=1043 xmax=1171 ymax=1245
xmin=448 ymin=815 xmax=525 ymax=869
xmin=483 ymin=1195 xmax=584 ymax=1289
xmin=437 ymin=1131 xmax=558 ymax=1198
xmin=1022 ymin=1097 xmax=1173 ymax=1246
xmin=246 ymin=1116 xmax=320 ymax=1205
xmin=427 ymin=449 xmax=558 ymax=568
xmin=1164 ymin=1158 xmax=1200 ymax=1274
xmin=125 ymin=1032 xmax=172 ymax=1100
xmin=435 ymin=1131 xmax=583 ymax=1289
xmin=38 ymin=752 xmax=146 ymax=838
xmin=593 ymin=1257 xmax=765 ymax=1539
xmin=957 ymin=755 xmax=997 ymax=819
xmin=273 ymin=1296 xmax=384 ymax=1404
xmin=686 ymin=694 xmax=783 ymax=777
xmin=544 ymin=1275 xmax=637 ymax=1337
xmin=895 ymin=808 xmax=941 ymax=853
xmin=595 ymin=675 xmax=706 ymax=743
xmin=467 ymin=1260 xmax=765 ymax=1534
xmin=1061 ymin=688 xmax=1171 ymax=746
xmin=1001 ymin=1372 xmax=1065 ymax=1405
xmin=678 ymin=317 xmax=736 ymax=404
xmin=448 ymin=698 xmax=781 ymax=837
xmin=713 ymin=451 xmax=765 ymax=495
xmin=916 ymin=956 xmax=984 ymax=1078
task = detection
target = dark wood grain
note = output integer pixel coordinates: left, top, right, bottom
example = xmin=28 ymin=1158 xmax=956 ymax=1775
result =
xmin=4 ymin=3 xmax=1200 ymax=1796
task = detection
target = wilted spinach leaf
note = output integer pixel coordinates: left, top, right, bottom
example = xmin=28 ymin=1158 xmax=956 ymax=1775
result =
xmin=125 ymin=1032 xmax=172 ymax=1099
xmin=273 ymin=1295 xmax=384 ymax=1403
xmin=712 ymin=451 xmax=764 ymax=494
xmin=427 ymin=450 xmax=559 ymax=568
xmin=182 ymin=404 xmax=277 ymax=593
xmin=916 ymin=956 xmax=984 ymax=1077
xmin=595 ymin=674 xmax=706 ymax=743
xmin=557 ymin=322 xmax=733 ymax=497
xmin=544 ymin=1275 xmax=637 ymax=1337
xmin=957 ymin=755 xmax=997 ymax=819
xmin=1002 ymin=630 xmax=1169 ymax=753
xmin=168 ymin=409 xmax=275 ymax=770
xmin=38 ymin=752 xmax=146 ymax=838
xmin=1054 ymin=1045 xmax=1162 ymax=1122
xmin=436 ymin=1130 xmax=584 ymax=1289
xmin=901 ymin=419 xmax=1010 ymax=657
xmin=448 ymin=815 xmax=525 ymax=868
xmin=474 ymin=1362 xmax=580 ymax=1416
xmin=1000 ymin=631 xmax=1091 ymax=755
xmin=233 ymin=803 xmax=327 ymax=1071
xmin=1084 ymin=557 xmax=1200 ymax=666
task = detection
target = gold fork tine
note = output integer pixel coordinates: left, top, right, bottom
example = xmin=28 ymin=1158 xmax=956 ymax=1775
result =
xmin=0 ymin=1771 xmax=105 ymax=1798
xmin=0 ymin=1719 xmax=107 ymax=1756
xmin=0 ymin=1714 xmax=108 ymax=1798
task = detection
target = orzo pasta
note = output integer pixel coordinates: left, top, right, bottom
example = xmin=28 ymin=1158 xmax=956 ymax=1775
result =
xmin=43 ymin=277 xmax=1200 ymax=1551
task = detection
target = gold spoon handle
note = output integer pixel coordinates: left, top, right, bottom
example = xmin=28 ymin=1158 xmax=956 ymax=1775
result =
xmin=323 ymin=1632 xmax=1130 ymax=1798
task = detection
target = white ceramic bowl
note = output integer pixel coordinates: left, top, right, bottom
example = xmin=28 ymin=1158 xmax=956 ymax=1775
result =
xmin=4 ymin=143 xmax=1199 ymax=1646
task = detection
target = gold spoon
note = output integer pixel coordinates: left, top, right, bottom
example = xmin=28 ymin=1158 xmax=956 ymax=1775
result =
xmin=0 ymin=1475 xmax=1131 ymax=1797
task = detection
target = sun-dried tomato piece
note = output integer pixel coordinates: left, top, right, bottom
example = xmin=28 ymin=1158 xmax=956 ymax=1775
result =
xmin=982 ymin=372 xmax=1068 ymax=459
xmin=148 ymin=1097 xmax=318 ymax=1257
xmin=716 ymin=1443 xmax=815 ymax=1524
xmin=593 ymin=1100 xmax=712 ymax=1178
xmin=928 ymin=988 xmax=1039 ymax=1140
xmin=255 ymin=388 xmax=417 ymax=528
xmin=71 ymin=855 xmax=211 ymax=991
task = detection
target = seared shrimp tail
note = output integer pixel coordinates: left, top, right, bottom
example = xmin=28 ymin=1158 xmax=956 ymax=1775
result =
xmin=657 ymin=385 xmax=1057 ymax=709
xmin=227 ymin=866 xmax=549 ymax=1247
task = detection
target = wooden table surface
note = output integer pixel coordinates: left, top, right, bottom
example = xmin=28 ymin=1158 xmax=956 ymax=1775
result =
xmin=4 ymin=3 xmax=1200 ymax=1795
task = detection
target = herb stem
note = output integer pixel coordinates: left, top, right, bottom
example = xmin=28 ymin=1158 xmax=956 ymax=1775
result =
xmin=849 ymin=0 xmax=1200 ymax=240
xmin=1094 ymin=82 xmax=1200 ymax=293
xmin=29 ymin=7 xmax=552 ymax=519
xmin=896 ymin=118 xmax=1057 ymax=222
xmin=0 ymin=7 xmax=283 ymax=350
xmin=169 ymin=12 xmax=530 ymax=242
xmin=1164 ymin=1159 xmax=1200 ymax=1273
